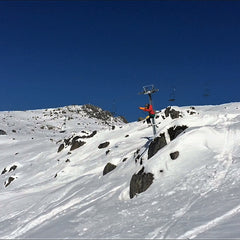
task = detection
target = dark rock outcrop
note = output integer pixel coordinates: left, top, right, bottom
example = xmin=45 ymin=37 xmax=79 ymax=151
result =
xmin=82 ymin=104 xmax=113 ymax=122
xmin=129 ymin=167 xmax=154 ymax=199
xmin=103 ymin=162 xmax=117 ymax=175
xmin=170 ymin=151 xmax=179 ymax=160
xmin=58 ymin=143 xmax=64 ymax=153
xmin=0 ymin=130 xmax=7 ymax=135
xmin=70 ymin=140 xmax=86 ymax=151
xmin=9 ymin=165 xmax=17 ymax=172
xmin=78 ymin=130 xmax=97 ymax=139
xmin=148 ymin=133 xmax=167 ymax=159
xmin=98 ymin=142 xmax=110 ymax=149
xmin=168 ymin=125 xmax=188 ymax=141
xmin=5 ymin=176 xmax=15 ymax=187
xmin=1 ymin=168 xmax=7 ymax=175
xmin=164 ymin=107 xmax=182 ymax=119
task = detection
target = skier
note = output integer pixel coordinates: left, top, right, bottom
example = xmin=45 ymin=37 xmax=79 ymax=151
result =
xmin=139 ymin=104 xmax=155 ymax=124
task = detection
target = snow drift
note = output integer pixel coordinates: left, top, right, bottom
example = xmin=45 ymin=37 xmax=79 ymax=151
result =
xmin=0 ymin=103 xmax=240 ymax=239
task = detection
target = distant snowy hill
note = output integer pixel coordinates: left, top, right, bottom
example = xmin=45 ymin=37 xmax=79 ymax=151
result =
xmin=1 ymin=103 xmax=240 ymax=239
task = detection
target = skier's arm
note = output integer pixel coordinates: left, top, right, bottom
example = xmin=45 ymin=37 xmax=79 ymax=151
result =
xmin=139 ymin=107 xmax=150 ymax=112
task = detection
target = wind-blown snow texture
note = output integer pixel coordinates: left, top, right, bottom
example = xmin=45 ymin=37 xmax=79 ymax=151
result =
xmin=1 ymin=103 xmax=240 ymax=239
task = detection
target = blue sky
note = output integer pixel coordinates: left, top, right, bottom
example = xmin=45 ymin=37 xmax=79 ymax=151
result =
xmin=1 ymin=1 xmax=240 ymax=122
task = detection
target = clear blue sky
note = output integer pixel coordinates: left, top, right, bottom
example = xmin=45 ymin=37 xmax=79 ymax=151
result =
xmin=1 ymin=0 xmax=240 ymax=122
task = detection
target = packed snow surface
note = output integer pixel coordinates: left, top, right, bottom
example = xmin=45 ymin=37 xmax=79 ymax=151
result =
xmin=0 ymin=103 xmax=240 ymax=239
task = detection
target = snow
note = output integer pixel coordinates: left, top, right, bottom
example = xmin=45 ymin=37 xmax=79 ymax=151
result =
xmin=0 ymin=103 xmax=240 ymax=239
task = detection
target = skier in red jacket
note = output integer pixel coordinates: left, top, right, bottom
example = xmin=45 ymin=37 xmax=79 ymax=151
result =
xmin=139 ymin=104 xmax=155 ymax=124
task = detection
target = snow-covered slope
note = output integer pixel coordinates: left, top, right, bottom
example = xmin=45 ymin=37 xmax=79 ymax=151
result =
xmin=1 ymin=103 xmax=240 ymax=239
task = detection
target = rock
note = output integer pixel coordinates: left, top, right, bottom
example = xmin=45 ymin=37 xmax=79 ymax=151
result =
xmin=76 ymin=130 xmax=97 ymax=139
xmin=170 ymin=151 xmax=179 ymax=160
xmin=57 ymin=143 xmax=64 ymax=153
xmin=70 ymin=140 xmax=86 ymax=151
xmin=88 ymin=130 xmax=97 ymax=138
xmin=129 ymin=167 xmax=154 ymax=199
xmin=64 ymin=137 xmax=71 ymax=146
xmin=148 ymin=133 xmax=167 ymax=159
xmin=72 ymin=136 xmax=81 ymax=143
xmin=164 ymin=107 xmax=171 ymax=117
xmin=164 ymin=107 xmax=181 ymax=119
xmin=0 ymin=130 xmax=7 ymax=135
xmin=98 ymin=142 xmax=110 ymax=149
xmin=1 ymin=168 xmax=7 ymax=175
xmin=5 ymin=176 xmax=15 ymax=187
xmin=103 ymin=163 xmax=117 ymax=175
xmin=9 ymin=165 xmax=17 ymax=172
xmin=168 ymin=125 xmax=188 ymax=141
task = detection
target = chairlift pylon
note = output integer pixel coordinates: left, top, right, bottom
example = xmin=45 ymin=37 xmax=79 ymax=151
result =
xmin=139 ymin=84 xmax=159 ymax=95
xmin=139 ymin=84 xmax=158 ymax=136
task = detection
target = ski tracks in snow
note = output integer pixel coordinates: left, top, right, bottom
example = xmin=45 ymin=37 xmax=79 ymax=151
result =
xmin=149 ymin=122 xmax=236 ymax=239
xmin=177 ymin=124 xmax=236 ymax=239
xmin=177 ymin=204 xmax=240 ymax=239
xmin=3 ymin=184 xmax=123 ymax=239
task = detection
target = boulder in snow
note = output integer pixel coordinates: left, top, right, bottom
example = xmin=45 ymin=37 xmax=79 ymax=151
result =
xmin=0 ymin=130 xmax=7 ymax=135
xmin=58 ymin=143 xmax=64 ymax=153
xmin=164 ymin=107 xmax=182 ymax=119
xmin=98 ymin=142 xmax=110 ymax=149
xmin=148 ymin=133 xmax=167 ymax=159
xmin=4 ymin=176 xmax=15 ymax=187
xmin=168 ymin=125 xmax=188 ymax=141
xmin=103 ymin=162 xmax=117 ymax=175
xmin=170 ymin=151 xmax=179 ymax=160
xmin=1 ymin=168 xmax=7 ymax=175
xmin=70 ymin=140 xmax=86 ymax=151
xmin=129 ymin=167 xmax=154 ymax=199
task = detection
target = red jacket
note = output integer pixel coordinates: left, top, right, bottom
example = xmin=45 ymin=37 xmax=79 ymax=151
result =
xmin=139 ymin=105 xmax=155 ymax=115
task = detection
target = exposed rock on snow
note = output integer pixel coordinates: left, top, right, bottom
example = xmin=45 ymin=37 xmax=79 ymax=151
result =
xmin=170 ymin=151 xmax=179 ymax=160
xmin=4 ymin=176 xmax=15 ymax=187
xmin=57 ymin=143 xmax=64 ymax=153
xmin=168 ymin=125 xmax=188 ymax=141
xmin=1 ymin=168 xmax=7 ymax=175
xmin=0 ymin=129 xmax=7 ymax=135
xmin=70 ymin=140 xmax=86 ymax=151
xmin=98 ymin=141 xmax=110 ymax=149
xmin=129 ymin=167 xmax=154 ymax=199
xmin=164 ymin=106 xmax=182 ymax=119
xmin=82 ymin=104 xmax=114 ymax=123
xmin=148 ymin=133 xmax=167 ymax=159
xmin=103 ymin=162 xmax=117 ymax=175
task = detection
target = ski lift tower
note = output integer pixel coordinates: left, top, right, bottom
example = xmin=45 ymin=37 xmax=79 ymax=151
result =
xmin=139 ymin=85 xmax=159 ymax=136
